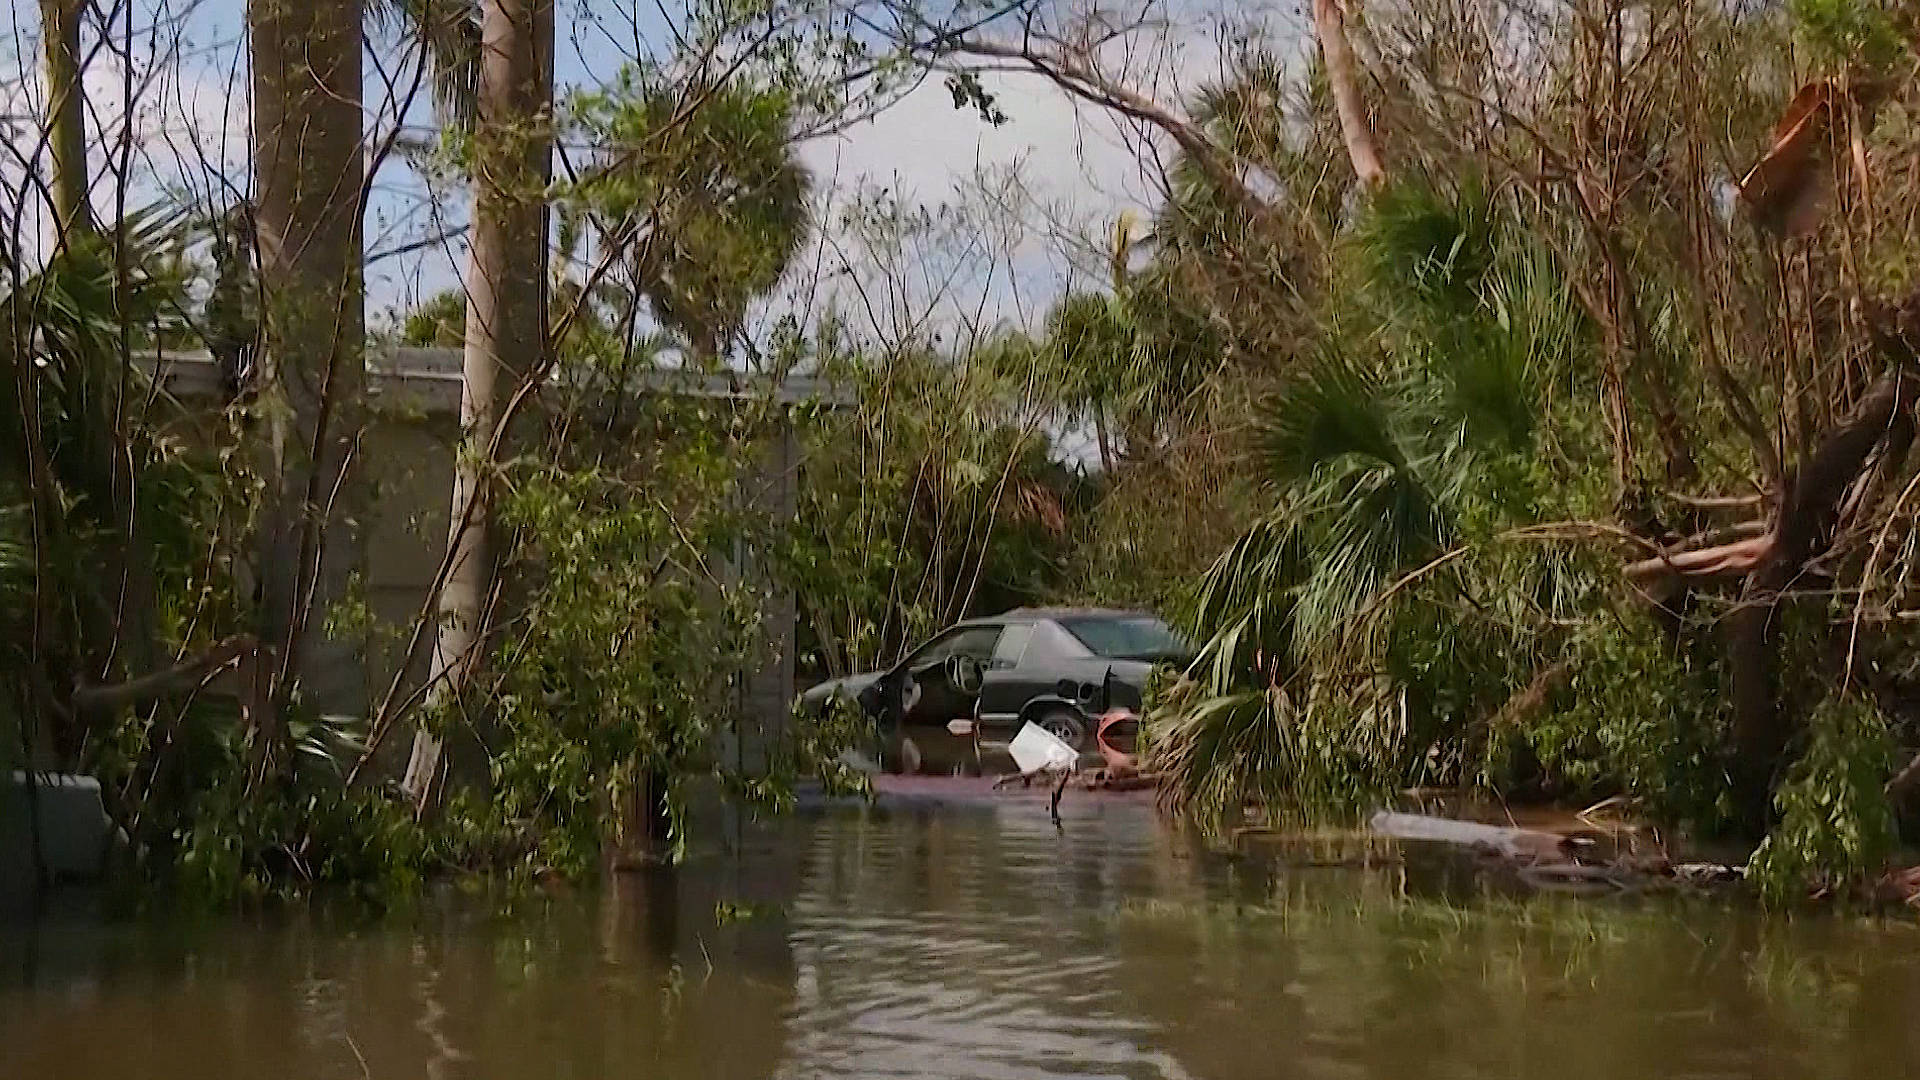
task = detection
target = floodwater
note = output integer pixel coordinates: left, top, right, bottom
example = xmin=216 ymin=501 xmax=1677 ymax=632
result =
xmin=7 ymin=778 xmax=1920 ymax=1080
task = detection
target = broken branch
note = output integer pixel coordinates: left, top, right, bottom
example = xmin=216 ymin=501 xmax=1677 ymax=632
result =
xmin=72 ymin=634 xmax=257 ymax=712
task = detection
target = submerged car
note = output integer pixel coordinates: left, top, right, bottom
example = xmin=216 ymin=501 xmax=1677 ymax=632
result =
xmin=799 ymin=608 xmax=1192 ymax=772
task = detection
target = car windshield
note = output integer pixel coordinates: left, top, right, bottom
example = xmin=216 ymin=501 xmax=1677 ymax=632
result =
xmin=1058 ymin=616 xmax=1189 ymax=660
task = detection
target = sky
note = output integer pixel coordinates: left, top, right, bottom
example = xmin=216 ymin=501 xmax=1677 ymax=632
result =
xmin=0 ymin=0 xmax=1300 ymax=337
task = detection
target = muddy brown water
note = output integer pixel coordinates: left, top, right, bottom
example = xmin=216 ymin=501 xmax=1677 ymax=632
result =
xmin=7 ymin=777 xmax=1920 ymax=1079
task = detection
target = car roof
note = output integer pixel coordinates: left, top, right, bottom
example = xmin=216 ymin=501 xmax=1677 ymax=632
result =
xmin=942 ymin=607 xmax=1162 ymax=636
xmin=990 ymin=606 xmax=1158 ymax=621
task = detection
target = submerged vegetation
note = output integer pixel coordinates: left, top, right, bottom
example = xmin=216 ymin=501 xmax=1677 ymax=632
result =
xmin=4 ymin=0 xmax=1920 ymax=909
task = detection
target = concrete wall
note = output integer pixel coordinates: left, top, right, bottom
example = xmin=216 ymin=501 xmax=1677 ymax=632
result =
xmin=722 ymin=420 xmax=799 ymax=776
xmin=149 ymin=350 xmax=842 ymax=775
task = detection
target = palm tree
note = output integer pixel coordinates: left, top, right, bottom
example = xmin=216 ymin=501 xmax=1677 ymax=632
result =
xmin=576 ymin=75 xmax=812 ymax=365
xmin=1039 ymin=220 xmax=1218 ymax=471
xmin=38 ymin=0 xmax=89 ymax=238
xmin=247 ymin=0 xmax=364 ymax=743
xmin=1041 ymin=291 xmax=1132 ymax=471
xmin=1149 ymin=180 xmax=1584 ymax=827
xmin=1140 ymin=56 xmax=1353 ymax=386
xmin=0 ymin=213 xmax=184 ymax=763
xmin=400 ymin=0 xmax=552 ymax=812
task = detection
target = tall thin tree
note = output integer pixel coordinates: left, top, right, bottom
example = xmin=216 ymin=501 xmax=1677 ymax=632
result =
xmin=1311 ymin=0 xmax=1385 ymax=190
xmin=401 ymin=0 xmax=554 ymax=810
xmin=248 ymin=0 xmax=481 ymax=774
xmin=40 ymin=0 xmax=90 ymax=238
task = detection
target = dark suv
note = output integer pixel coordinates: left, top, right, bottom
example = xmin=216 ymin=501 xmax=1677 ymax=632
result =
xmin=799 ymin=608 xmax=1191 ymax=772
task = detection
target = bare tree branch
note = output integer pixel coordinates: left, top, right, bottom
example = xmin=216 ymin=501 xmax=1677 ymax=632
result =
xmin=73 ymin=635 xmax=256 ymax=712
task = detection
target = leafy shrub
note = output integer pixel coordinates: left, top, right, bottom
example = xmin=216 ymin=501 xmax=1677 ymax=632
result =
xmin=1748 ymin=695 xmax=1898 ymax=905
xmin=1512 ymin=617 xmax=1734 ymax=830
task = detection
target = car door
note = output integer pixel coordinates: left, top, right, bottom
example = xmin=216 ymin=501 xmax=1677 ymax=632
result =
xmin=974 ymin=621 xmax=1040 ymax=739
xmin=898 ymin=623 xmax=1005 ymax=732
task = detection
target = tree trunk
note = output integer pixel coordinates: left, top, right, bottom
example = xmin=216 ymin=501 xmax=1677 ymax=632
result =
xmin=40 ymin=0 xmax=89 ymax=238
xmin=1727 ymin=371 xmax=1920 ymax=828
xmin=611 ymin=764 xmax=675 ymax=867
xmin=249 ymin=0 xmax=366 ymax=777
xmin=1311 ymin=0 xmax=1386 ymax=190
xmin=1094 ymin=400 xmax=1115 ymax=473
xmin=402 ymin=0 xmax=554 ymax=812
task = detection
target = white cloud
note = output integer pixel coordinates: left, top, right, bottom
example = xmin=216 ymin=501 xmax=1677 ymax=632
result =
xmin=771 ymin=68 xmax=1169 ymax=342
xmin=801 ymin=68 xmax=1159 ymax=219
xmin=0 ymin=21 xmax=251 ymax=265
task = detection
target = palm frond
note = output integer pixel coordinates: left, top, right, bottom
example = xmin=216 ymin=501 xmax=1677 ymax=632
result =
xmin=3 ymin=208 xmax=185 ymax=497
xmin=1291 ymin=464 xmax=1446 ymax=659
xmin=1147 ymin=685 xmax=1292 ymax=827
xmin=583 ymin=71 xmax=811 ymax=358
xmin=1181 ymin=513 xmax=1305 ymax=695
xmin=1146 ymin=675 xmax=1403 ymax=829
xmin=1257 ymin=345 xmax=1405 ymax=487
xmin=1423 ymin=324 xmax=1535 ymax=451
xmin=1045 ymin=290 xmax=1131 ymax=397
xmin=1423 ymin=236 xmax=1573 ymax=452
xmin=1349 ymin=175 xmax=1498 ymax=320
xmin=375 ymin=0 xmax=481 ymax=127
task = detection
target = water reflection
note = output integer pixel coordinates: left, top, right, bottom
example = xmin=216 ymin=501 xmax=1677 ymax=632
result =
xmin=778 ymin=799 xmax=1194 ymax=1080
xmin=7 ymin=784 xmax=1920 ymax=1080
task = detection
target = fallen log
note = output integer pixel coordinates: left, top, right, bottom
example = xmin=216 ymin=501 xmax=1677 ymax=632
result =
xmin=1368 ymin=810 xmax=1574 ymax=863
xmin=1624 ymin=532 xmax=1773 ymax=583
xmin=1369 ymin=809 xmax=1743 ymax=893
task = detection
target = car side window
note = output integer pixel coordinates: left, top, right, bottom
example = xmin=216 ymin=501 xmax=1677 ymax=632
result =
xmin=948 ymin=626 xmax=1003 ymax=662
xmin=990 ymin=623 xmax=1032 ymax=668
xmin=1027 ymin=620 xmax=1092 ymax=660
xmin=911 ymin=625 xmax=1002 ymax=668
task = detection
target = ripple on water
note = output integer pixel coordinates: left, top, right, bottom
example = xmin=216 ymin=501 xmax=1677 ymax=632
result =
xmin=775 ymin=797 xmax=1195 ymax=1080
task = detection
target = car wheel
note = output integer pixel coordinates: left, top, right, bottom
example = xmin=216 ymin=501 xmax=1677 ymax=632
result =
xmin=1035 ymin=708 xmax=1087 ymax=750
